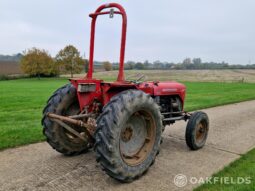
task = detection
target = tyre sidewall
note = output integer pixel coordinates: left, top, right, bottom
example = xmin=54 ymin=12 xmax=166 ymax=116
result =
xmin=186 ymin=112 xmax=209 ymax=149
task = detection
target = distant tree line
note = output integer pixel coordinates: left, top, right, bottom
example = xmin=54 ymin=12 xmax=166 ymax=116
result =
xmin=0 ymin=53 xmax=22 ymax=62
xmin=2 ymin=49 xmax=255 ymax=78
xmin=114 ymin=58 xmax=255 ymax=70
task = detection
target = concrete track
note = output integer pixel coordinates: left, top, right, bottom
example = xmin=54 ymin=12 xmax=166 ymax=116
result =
xmin=0 ymin=100 xmax=255 ymax=191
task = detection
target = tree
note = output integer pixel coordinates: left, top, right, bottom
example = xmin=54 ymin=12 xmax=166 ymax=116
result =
xmin=56 ymin=45 xmax=84 ymax=77
xmin=84 ymin=59 xmax=89 ymax=72
xmin=103 ymin=61 xmax=112 ymax=71
xmin=20 ymin=48 xmax=57 ymax=78
xmin=135 ymin=62 xmax=144 ymax=69
xmin=165 ymin=63 xmax=174 ymax=69
xmin=183 ymin=58 xmax=192 ymax=65
xmin=153 ymin=60 xmax=164 ymax=69
xmin=192 ymin=58 xmax=202 ymax=65
xmin=125 ymin=61 xmax=135 ymax=70
xmin=143 ymin=60 xmax=150 ymax=69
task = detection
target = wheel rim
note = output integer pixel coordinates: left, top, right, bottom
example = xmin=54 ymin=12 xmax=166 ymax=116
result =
xmin=195 ymin=121 xmax=208 ymax=144
xmin=120 ymin=110 xmax=156 ymax=166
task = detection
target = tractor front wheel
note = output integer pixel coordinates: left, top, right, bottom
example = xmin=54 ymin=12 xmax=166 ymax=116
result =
xmin=185 ymin=111 xmax=209 ymax=150
xmin=95 ymin=90 xmax=163 ymax=182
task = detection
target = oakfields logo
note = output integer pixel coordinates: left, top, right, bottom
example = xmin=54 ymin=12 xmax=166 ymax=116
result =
xmin=174 ymin=174 xmax=188 ymax=188
xmin=174 ymin=174 xmax=252 ymax=188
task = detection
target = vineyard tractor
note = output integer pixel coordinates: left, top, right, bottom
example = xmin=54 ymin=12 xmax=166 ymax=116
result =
xmin=42 ymin=3 xmax=209 ymax=182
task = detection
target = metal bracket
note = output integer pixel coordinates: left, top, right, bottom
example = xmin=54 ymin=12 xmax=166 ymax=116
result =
xmin=162 ymin=111 xmax=191 ymax=122
xmin=47 ymin=113 xmax=96 ymax=141
xmin=110 ymin=8 xmax=114 ymax=18
xmin=52 ymin=118 xmax=86 ymax=141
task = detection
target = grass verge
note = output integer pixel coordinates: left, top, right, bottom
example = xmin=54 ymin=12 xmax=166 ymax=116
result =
xmin=194 ymin=148 xmax=255 ymax=191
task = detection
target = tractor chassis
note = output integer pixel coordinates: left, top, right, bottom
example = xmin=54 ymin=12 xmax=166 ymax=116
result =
xmin=46 ymin=111 xmax=191 ymax=143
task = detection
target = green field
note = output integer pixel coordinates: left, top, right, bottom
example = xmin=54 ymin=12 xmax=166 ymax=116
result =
xmin=1 ymin=78 xmax=255 ymax=150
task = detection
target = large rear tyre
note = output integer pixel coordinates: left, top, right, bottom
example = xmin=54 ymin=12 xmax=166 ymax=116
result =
xmin=42 ymin=84 xmax=90 ymax=156
xmin=95 ymin=90 xmax=163 ymax=182
xmin=185 ymin=111 xmax=209 ymax=150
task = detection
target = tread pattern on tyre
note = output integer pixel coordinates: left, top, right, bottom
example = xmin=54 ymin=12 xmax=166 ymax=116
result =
xmin=185 ymin=111 xmax=209 ymax=150
xmin=42 ymin=84 xmax=88 ymax=156
xmin=94 ymin=89 xmax=163 ymax=182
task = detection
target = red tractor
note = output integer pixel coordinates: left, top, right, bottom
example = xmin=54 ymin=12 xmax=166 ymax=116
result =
xmin=42 ymin=3 xmax=209 ymax=182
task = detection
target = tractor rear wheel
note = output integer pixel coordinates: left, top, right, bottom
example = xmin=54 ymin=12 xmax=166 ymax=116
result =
xmin=185 ymin=111 xmax=209 ymax=150
xmin=95 ymin=90 xmax=163 ymax=182
xmin=42 ymin=84 xmax=90 ymax=155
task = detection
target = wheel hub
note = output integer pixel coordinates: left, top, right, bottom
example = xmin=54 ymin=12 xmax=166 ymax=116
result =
xmin=120 ymin=115 xmax=147 ymax=157
xmin=119 ymin=111 xmax=156 ymax=166
xmin=195 ymin=122 xmax=207 ymax=143
xmin=121 ymin=126 xmax=133 ymax=142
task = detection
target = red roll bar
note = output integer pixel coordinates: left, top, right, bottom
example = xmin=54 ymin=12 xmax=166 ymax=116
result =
xmin=86 ymin=3 xmax=127 ymax=82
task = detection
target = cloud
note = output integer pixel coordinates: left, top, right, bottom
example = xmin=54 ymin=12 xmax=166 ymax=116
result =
xmin=0 ymin=0 xmax=254 ymax=64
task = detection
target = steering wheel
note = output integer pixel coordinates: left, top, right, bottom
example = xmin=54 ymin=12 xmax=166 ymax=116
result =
xmin=126 ymin=73 xmax=147 ymax=84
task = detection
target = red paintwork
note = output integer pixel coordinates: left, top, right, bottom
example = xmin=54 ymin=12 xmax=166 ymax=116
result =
xmin=87 ymin=3 xmax=127 ymax=82
xmin=70 ymin=3 xmax=186 ymax=111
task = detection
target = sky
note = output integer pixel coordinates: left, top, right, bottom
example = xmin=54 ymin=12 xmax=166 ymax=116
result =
xmin=0 ymin=0 xmax=254 ymax=65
